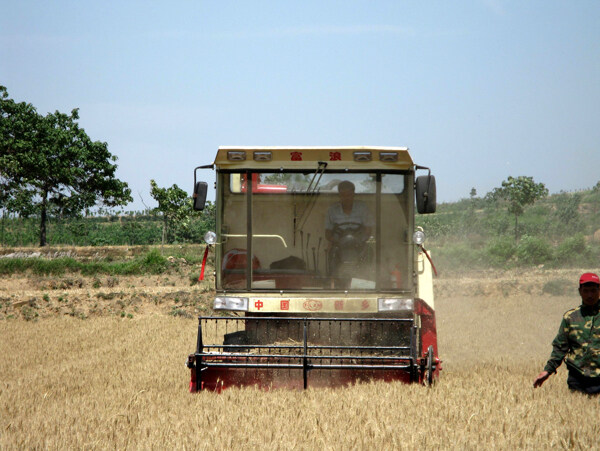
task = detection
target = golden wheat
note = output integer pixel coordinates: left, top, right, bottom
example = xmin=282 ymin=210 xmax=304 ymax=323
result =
xmin=1 ymin=269 xmax=600 ymax=449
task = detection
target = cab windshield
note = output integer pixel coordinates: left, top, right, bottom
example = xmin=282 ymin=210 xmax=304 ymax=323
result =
xmin=216 ymin=170 xmax=413 ymax=293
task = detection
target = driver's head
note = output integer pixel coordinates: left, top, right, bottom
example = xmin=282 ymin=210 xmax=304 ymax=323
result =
xmin=338 ymin=181 xmax=355 ymax=208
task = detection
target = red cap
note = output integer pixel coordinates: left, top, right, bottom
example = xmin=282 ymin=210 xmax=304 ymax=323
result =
xmin=579 ymin=273 xmax=600 ymax=285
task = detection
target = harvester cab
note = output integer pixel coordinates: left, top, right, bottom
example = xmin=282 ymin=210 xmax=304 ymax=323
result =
xmin=188 ymin=146 xmax=440 ymax=391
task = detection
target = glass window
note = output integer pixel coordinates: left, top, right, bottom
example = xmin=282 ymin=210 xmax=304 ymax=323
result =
xmin=230 ymin=172 xmax=405 ymax=195
xmin=219 ymin=171 xmax=412 ymax=292
xmin=220 ymin=174 xmax=249 ymax=290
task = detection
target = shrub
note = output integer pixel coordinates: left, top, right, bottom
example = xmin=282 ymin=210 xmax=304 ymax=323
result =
xmin=486 ymin=237 xmax=516 ymax=266
xmin=554 ymin=233 xmax=588 ymax=266
xmin=141 ymin=249 xmax=169 ymax=274
xmin=21 ymin=305 xmax=38 ymax=321
xmin=189 ymin=273 xmax=200 ymax=285
xmin=169 ymin=307 xmax=192 ymax=318
xmin=516 ymin=236 xmax=553 ymax=265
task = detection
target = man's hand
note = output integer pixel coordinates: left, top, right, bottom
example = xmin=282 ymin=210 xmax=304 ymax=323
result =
xmin=533 ymin=370 xmax=551 ymax=388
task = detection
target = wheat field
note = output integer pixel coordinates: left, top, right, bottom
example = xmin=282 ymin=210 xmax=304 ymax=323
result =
xmin=2 ymin=267 xmax=600 ymax=449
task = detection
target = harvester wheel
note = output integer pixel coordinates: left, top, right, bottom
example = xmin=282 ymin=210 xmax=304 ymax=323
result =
xmin=425 ymin=345 xmax=435 ymax=386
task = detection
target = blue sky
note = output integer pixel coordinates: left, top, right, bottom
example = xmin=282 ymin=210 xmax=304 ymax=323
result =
xmin=2 ymin=1 xmax=599 ymax=210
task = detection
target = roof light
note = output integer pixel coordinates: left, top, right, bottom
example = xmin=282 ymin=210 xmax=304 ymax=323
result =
xmin=214 ymin=296 xmax=249 ymax=311
xmin=378 ymin=298 xmax=414 ymax=312
xmin=379 ymin=152 xmax=398 ymax=162
xmin=253 ymin=151 xmax=272 ymax=161
xmin=353 ymin=151 xmax=372 ymax=162
xmin=227 ymin=151 xmax=246 ymax=161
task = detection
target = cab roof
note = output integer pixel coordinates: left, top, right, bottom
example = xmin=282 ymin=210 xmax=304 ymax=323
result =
xmin=214 ymin=146 xmax=414 ymax=170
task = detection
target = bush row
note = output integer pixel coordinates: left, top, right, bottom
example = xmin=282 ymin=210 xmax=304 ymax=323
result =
xmin=0 ymin=212 xmax=215 ymax=247
xmin=0 ymin=249 xmax=170 ymax=276
xmin=432 ymin=233 xmax=599 ymax=270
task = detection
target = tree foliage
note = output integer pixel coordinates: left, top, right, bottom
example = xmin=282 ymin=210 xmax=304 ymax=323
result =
xmin=486 ymin=176 xmax=548 ymax=241
xmin=150 ymin=180 xmax=191 ymax=244
xmin=0 ymin=86 xmax=132 ymax=246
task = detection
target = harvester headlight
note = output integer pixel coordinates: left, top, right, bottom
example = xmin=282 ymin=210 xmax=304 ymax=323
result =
xmin=353 ymin=151 xmax=372 ymax=162
xmin=379 ymin=152 xmax=398 ymax=162
xmin=227 ymin=151 xmax=246 ymax=161
xmin=214 ymin=296 xmax=249 ymax=311
xmin=204 ymin=231 xmax=217 ymax=245
xmin=378 ymin=298 xmax=414 ymax=312
xmin=253 ymin=151 xmax=272 ymax=161
xmin=413 ymin=230 xmax=425 ymax=245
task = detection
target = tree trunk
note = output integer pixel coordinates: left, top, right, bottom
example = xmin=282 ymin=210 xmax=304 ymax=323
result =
xmin=39 ymin=192 xmax=47 ymax=247
xmin=1 ymin=209 xmax=5 ymax=246
xmin=514 ymin=214 xmax=519 ymax=243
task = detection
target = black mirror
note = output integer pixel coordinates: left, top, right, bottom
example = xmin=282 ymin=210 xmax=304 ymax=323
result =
xmin=193 ymin=182 xmax=208 ymax=211
xmin=416 ymin=175 xmax=436 ymax=214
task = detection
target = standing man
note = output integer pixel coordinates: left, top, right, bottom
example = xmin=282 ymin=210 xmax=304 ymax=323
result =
xmin=533 ymin=273 xmax=600 ymax=394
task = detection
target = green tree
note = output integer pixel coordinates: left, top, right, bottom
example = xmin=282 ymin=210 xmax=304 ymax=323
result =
xmin=0 ymin=87 xmax=39 ymax=216
xmin=487 ymin=176 xmax=548 ymax=242
xmin=0 ymin=86 xmax=132 ymax=246
xmin=150 ymin=180 xmax=191 ymax=244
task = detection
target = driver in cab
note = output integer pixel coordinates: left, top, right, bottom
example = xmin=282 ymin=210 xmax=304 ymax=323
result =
xmin=325 ymin=181 xmax=374 ymax=243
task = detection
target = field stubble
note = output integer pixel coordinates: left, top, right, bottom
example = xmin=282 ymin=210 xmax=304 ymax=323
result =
xmin=1 ymin=259 xmax=600 ymax=449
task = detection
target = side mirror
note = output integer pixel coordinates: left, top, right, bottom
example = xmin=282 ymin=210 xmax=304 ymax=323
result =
xmin=416 ymin=175 xmax=436 ymax=214
xmin=193 ymin=182 xmax=208 ymax=211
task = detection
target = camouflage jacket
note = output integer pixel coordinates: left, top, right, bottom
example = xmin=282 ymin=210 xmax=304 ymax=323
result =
xmin=544 ymin=303 xmax=600 ymax=377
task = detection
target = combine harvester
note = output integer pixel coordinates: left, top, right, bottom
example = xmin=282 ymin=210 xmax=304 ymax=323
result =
xmin=187 ymin=146 xmax=440 ymax=390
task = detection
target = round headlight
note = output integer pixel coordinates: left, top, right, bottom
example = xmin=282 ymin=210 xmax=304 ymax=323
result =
xmin=413 ymin=230 xmax=425 ymax=245
xmin=204 ymin=231 xmax=217 ymax=245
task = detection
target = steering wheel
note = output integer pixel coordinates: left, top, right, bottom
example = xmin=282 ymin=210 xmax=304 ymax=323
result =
xmin=330 ymin=221 xmax=365 ymax=244
xmin=328 ymin=222 xmax=369 ymax=279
